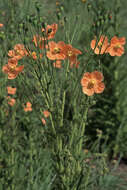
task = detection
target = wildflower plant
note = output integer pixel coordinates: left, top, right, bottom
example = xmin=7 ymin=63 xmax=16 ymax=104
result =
xmin=0 ymin=0 xmax=127 ymax=189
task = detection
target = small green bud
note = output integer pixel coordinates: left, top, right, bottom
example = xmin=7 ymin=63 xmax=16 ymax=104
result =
xmin=19 ymin=23 xmax=23 ymax=28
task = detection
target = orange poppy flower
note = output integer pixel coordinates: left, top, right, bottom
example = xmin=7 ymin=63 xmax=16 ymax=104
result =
xmin=7 ymin=86 xmax=16 ymax=95
xmin=81 ymin=71 xmax=105 ymax=96
xmin=24 ymin=102 xmax=32 ymax=112
xmin=0 ymin=23 xmax=4 ymax=28
xmin=46 ymin=41 xmax=66 ymax=60
xmin=14 ymin=44 xmax=28 ymax=56
xmin=63 ymin=44 xmax=82 ymax=61
xmin=2 ymin=58 xmax=24 ymax=79
xmin=7 ymin=96 xmax=16 ymax=106
xmin=91 ymin=35 xmax=109 ymax=54
xmin=42 ymin=23 xmax=58 ymax=40
xmin=106 ymin=36 xmax=126 ymax=56
xmin=8 ymin=44 xmax=27 ymax=60
xmin=53 ymin=60 xmax=62 ymax=68
xmin=8 ymin=50 xmax=19 ymax=59
xmin=41 ymin=118 xmax=46 ymax=125
xmin=43 ymin=110 xmax=50 ymax=118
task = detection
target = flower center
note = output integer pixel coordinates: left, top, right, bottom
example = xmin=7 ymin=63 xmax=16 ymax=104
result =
xmin=53 ymin=47 xmax=60 ymax=54
xmin=115 ymin=43 xmax=121 ymax=48
xmin=8 ymin=63 xmax=17 ymax=72
xmin=87 ymin=80 xmax=95 ymax=89
xmin=47 ymin=28 xmax=52 ymax=34
xmin=68 ymin=50 xmax=73 ymax=57
xmin=113 ymin=44 xmax=121 ymax=51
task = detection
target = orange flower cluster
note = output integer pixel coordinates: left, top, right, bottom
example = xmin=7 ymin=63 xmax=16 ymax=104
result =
xmin=24 ymin=102 xmax=32 ymax=112
xmin=7 ymin=96 xmax=16 ymax=106
xmin=41 ymin=110 xmax=50 ymax=125
xmin=31 ymin=24 xmax=58 ymax=60
xmin=8 ymin=44 xmax=28 ymax=60
xmin=81 ymin=71 xmax=105 ymax=96
xmin=32 ymin=23 xmax=82 ymax=68
xmin=2 ymin=58 xmax=24 ymax=79
xmin=42 ymin=23 xmax=58 ymax=40
xmin=6 ymin=86 xmax=16 ymax=106
xmin=2 ymin=44 xmax=27 ymax=79
xmin=46 ymin=41 xmax=82 ymax=68
xmin=91 ymin=35 xmax=126 ymax=56
xmin=7 ymin=86 xmax=16 ymax=95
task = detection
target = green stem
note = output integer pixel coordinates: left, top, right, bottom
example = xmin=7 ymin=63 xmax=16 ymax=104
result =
xmin=60 ymin=91 xmax=66 ymax=127
xmin=78 ymin=104 xmax=89 ymax=154
xmin=34 ymin=68 xmax=56 ymax=135
xmin=29 ymin=134 xmax=34 ymax=186
xmin=11 ymin=110 xmax=16 ymax=190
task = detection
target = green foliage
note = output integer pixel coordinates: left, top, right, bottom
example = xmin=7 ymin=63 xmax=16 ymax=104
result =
xmin=0 ymin=0 xmax=127 ymax=189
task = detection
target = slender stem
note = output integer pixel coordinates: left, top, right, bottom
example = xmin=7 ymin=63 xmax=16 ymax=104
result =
xmin=78 ymin=102 xmax=89 ymax=154
xmin=29 ymin=134 xmax=34 ymax=186
xmin=60 ymin=91 xmax=66 ymax=127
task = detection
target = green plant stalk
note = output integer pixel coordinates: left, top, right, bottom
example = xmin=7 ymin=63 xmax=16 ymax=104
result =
xmin=84 ymin=167 xmax=91 ymax=189
xmin=29 ymin=134 xmax=34 ymax=186
xmin=34 ymin=68 xmax=56 ymax=135
xmin=40 ymin=89 xmax=56 ymax=135
xmin=69 ymin=122 xmax=76 ymax=148
xmin=60 ymin=59 xmax=70 ymax=126
xmin=10 ymin=109 xmax=16 ymax=190
xmin=60 ymin=91 xmax=66 ymax=127
xmin=78 ymin=104 xmax=89 ymax=154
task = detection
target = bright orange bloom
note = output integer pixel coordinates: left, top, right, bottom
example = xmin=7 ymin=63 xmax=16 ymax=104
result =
xmin=91 ymin=35 xmax=109 ymax=54
xmin=14 ymin=44 xmax=28 ymax=56
xmin=81 ymin=71 xmax=105 ymax=96
xmin=47 ymin=41 xmax=66 ymax=60
xmin=63 ymin=44 xmax=82 ymax=61
xmin=0 ymin=23 xmax=4 ymax=28
xmin=43 ymin=110 xmax=50 ymax=118
xmin=106 ymin=36 xmax=126 ymax=56
xmin=62 ymin=44 xmax=82 ymax=68
xmin=42 ymin=23 xmax=58 ymax=40
xmin=7 ymin=96 xmax=16 ymax=106
xmin=53 ymin=60 xmax=62 ymax=68
xmin=7 ymin=86 xmax=16 ymax=95
xmin=2 ymin=58 xmax=24 ymax=79
xmin=41 ymin=118 xmax=46 ymax=125
xmin=8 ymin=44 xmax=27 ymax=60
xmin=24 ymin=102 xmax=32 ymax=112
xmin=41 ymin=110 xmax=50 ymax=125
xmin=8 ymin=50 xmax=19 ymax=59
